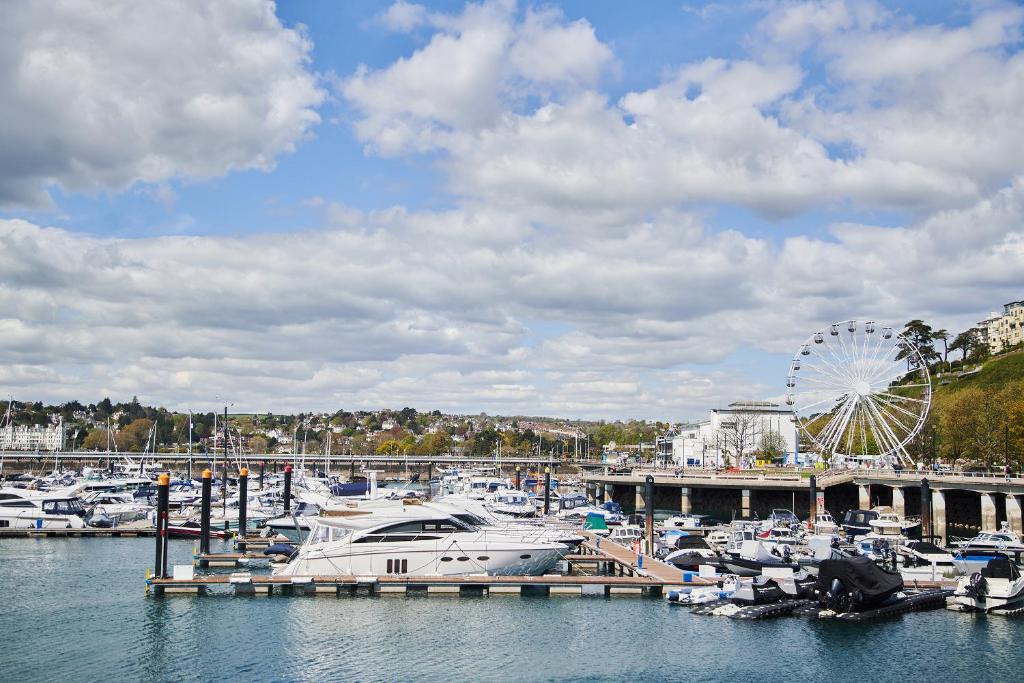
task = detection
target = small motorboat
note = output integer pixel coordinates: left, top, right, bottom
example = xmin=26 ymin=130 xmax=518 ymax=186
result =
xmin=815 ymin=556 xmax=904 ymax=613
xmin=663 ymin=535 xmax=720 ymax=570
xmin=721 ymin=540 xmax=802 ymax=577
xmin=730 ymin=575 xmax=786 ymax=605
xmin=952 ymin=555 xmax=1024 ymax=614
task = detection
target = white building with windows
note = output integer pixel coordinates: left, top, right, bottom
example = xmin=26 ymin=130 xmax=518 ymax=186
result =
xmin=0 ymin=424 xmax=66 ymax=451
xmin=979 ymin=300 xmax=1024 ymax=354
xmin=671 ymin=401 xmax=801 ymax=468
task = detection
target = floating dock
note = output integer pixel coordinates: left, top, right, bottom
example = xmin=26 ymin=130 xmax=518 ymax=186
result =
xmin=147 ymin=572 xmax=677 ymax=597
xmin=0 ymin=527 xmax=157 ymax=538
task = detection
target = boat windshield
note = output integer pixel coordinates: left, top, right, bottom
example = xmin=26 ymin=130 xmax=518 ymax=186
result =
xmin=42 ymin=499 xmax=84 ymax=514
xmin=453 ymin=513 xmax=489 ymax=527
xmin=308 ymin=524 xmax=352 ymax=545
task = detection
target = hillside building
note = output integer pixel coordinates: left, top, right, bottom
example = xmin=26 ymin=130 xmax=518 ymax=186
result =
xmin=979 ymin=300 xmax=1024 ymax=354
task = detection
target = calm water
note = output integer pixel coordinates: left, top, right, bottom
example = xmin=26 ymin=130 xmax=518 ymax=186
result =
xmin=1 ymin=538 xmax=1021 ymax=682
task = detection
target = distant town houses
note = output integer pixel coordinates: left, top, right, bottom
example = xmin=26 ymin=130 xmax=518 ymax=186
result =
xmin=979 ymin=300 xmax=1024 ymax=355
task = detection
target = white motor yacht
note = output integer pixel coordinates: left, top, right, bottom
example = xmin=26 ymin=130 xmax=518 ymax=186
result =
xmin=661 ymin=513 xmax=710 ymax=531
xmin=810 ymin=512 xmax=839 ymax=535
xmin=484 ymin=490 xmax=536 ymax=519
xmin=276 ymin=505 xmax=568 ymax=577
xmin=952 ymin=555 xmax=1024 ymax=613
xmin=81 ymin=491 xmax=151 ymax=525
xmin=0 ymin=487 xmax=87 ymax=529
xmin=897 ymin=541 xmax=958 ymax=582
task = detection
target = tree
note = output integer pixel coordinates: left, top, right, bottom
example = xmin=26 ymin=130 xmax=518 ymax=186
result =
xmin=118 ymin=418 xmax=153 ymax=452
xmin=968 ymin=390 xmax=1005 ymax=469
xmin=933 ymin=329 xmax=949 ymax=364
xmin=248 ymin=436 xmax=269 ymax=454
xmin=898 ymin=320 xmax=939 ymax=368
xmin=934 ymin=388 xmax=977 ymax=463
xmin=375 ymin=439 xmax=401 ymax=456
xmin=949 ymin=330 xmax=975 ymax=362
xmin=82 ymin=429 xmax=113 ymax=451
xmin=757 ymin=431 xmax=786 ymax=462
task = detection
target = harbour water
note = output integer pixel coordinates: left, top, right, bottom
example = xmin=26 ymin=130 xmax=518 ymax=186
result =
xmin=1 ymin=538 xmax=1021 ymax=682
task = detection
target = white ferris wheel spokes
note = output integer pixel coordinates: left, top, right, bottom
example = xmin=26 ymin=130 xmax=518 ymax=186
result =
xmin=785 ymin=320 xmax=931 ymax=466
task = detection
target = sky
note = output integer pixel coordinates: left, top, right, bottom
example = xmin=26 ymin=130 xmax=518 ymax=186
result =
xmin=1 ymin=0 xmax=1023 ymax=421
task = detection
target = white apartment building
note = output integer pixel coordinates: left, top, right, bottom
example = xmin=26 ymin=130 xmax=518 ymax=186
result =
xmin=979 ymin=300 xmax=1024 ymax=354
xmin=0 ymin=424 xmax=66 ymax=451
xmin=671 ymin=401 xmax=801 ymax=468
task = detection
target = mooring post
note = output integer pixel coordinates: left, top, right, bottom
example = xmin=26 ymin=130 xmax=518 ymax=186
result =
xmin=350 ymin=459 xmax=356 ymax=479
xmin=284 ymin=464 xmax=292 ymax=513
xmin=200 ymin=469 xmax=212 ymax=556
xmin=237 ymin=467 xmax=248 ymax=552
xmin=543 ymin=467 xmax=551 ymax=515
xmin=515 ymin=465 xmax=521 ymax=490
xmin=645 ymin=475 xmax=655 ymax=555
xmin=155 ymin=473 xmax=170 ymax=578
xmin=809 ymin=475 xmax=818 ymax=523
xmin=187 ymin=456 xmax=192 ymax=480
xmin=259 ymin=461 xmax=265 ymax=490
xmin=920 ymin=477 xmax=931 ymax=540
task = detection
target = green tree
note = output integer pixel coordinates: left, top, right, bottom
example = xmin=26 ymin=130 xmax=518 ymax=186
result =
xmin=933 ymin=329 xmax=949 ymax=364
xmin=897 ymin=320 xmax=939 ymax=368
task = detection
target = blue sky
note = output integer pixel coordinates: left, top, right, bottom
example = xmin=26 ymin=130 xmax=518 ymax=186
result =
xmin=1 ymin=1 xmax=1022 ymax=419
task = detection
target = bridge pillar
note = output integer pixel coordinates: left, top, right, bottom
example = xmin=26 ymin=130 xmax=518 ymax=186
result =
xmin=603 ymin=484 xmax=612 ymax=504
xmin=981 ymin=493 xmax=998 ymax=532
xmin=741 ymin=489 xmax=751 ymax=519
xmin=892 ymin=487 xmax=905 ymax=519
xmin=680 ymin=487 xmax=691 ymax=515
xmin=635 ymin=485 xmax=645 ymax=514
xmin=931 ymin=489 xmax=947 ymax=546
xmin=1006 ymin=495 xmax=1023 ymax=535
xmin=858 ymin=485 xmax=870 ymax=510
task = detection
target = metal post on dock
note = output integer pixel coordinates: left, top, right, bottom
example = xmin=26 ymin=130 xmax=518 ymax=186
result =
xmin=259 ymin=461 xmax=265 ymax=490
xmin=200 ymin=468 xmax=212 ymax=556
xmin=543 ymin=467 xmax=551 ymax=515
xmin=809 ymin=475 xmax=818 ymax=522
xmin=515 ymin=465 xmax=521 ymax=490
xmin=284 ymin=464 xmax=292 ymax=513
xmin=155 ymin=473 xmax=170 ymax=578
xmin=920 ymin=478 xmax=931 ymax=540
xmin=350 ymin=459 xmax=356 ymax=480
xmin=237 ymin=467 xmax=248 ymax=551
xmin=644 ymin=475 xmax=654 ymax=556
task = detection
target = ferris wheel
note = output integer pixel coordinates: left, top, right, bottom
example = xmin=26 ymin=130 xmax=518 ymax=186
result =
xmin=785 ymin=320 xmax=931 ymax=466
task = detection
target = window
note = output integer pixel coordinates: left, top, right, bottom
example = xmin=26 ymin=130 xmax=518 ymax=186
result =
xmin=519 ymin=554 xmax=532 ymax=559
xmin=0 ymin=519 xmax=9 ymax=527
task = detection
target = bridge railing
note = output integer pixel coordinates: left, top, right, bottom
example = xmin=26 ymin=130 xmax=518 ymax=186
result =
xmin=816 ymin=467 xmax=1021 ymax=485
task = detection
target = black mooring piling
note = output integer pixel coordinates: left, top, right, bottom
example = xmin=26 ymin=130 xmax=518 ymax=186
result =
xmin=515 ymin=465 xmax=521 ymax=490
xmin=543 ymin=467 xmax=551 ymax=515
xmin=920 ymin=477 xmax=931 ymax=540
xmin=200 ymin=468 xmax=212 ymax=556
xmin=237 ymin=467 xmax=248 ymax=552
xmin=259 ymin=461 xmax=265 ymax=490
xmin=644 ymin=475 xmax=654 ymax=555
xmin=155 ymin=473 xmax=170 ymax=578
xmin=284 ymin=464 xmax=292 ymax=513
xmin=809 ymin=475 xmax=818 ymax=522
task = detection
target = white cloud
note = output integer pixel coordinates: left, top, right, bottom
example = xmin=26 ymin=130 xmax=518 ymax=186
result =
xmin=0 ymin=0 xmax=325 ymax=208
xmin=343 ymin=1 xmax=1024 ymax=219
xmin=2 ymin=175 xmax=1022 ymax=417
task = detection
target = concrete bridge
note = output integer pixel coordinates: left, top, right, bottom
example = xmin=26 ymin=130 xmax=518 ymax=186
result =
xmin=582 ymin=468 xmax=1024 ymax=544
